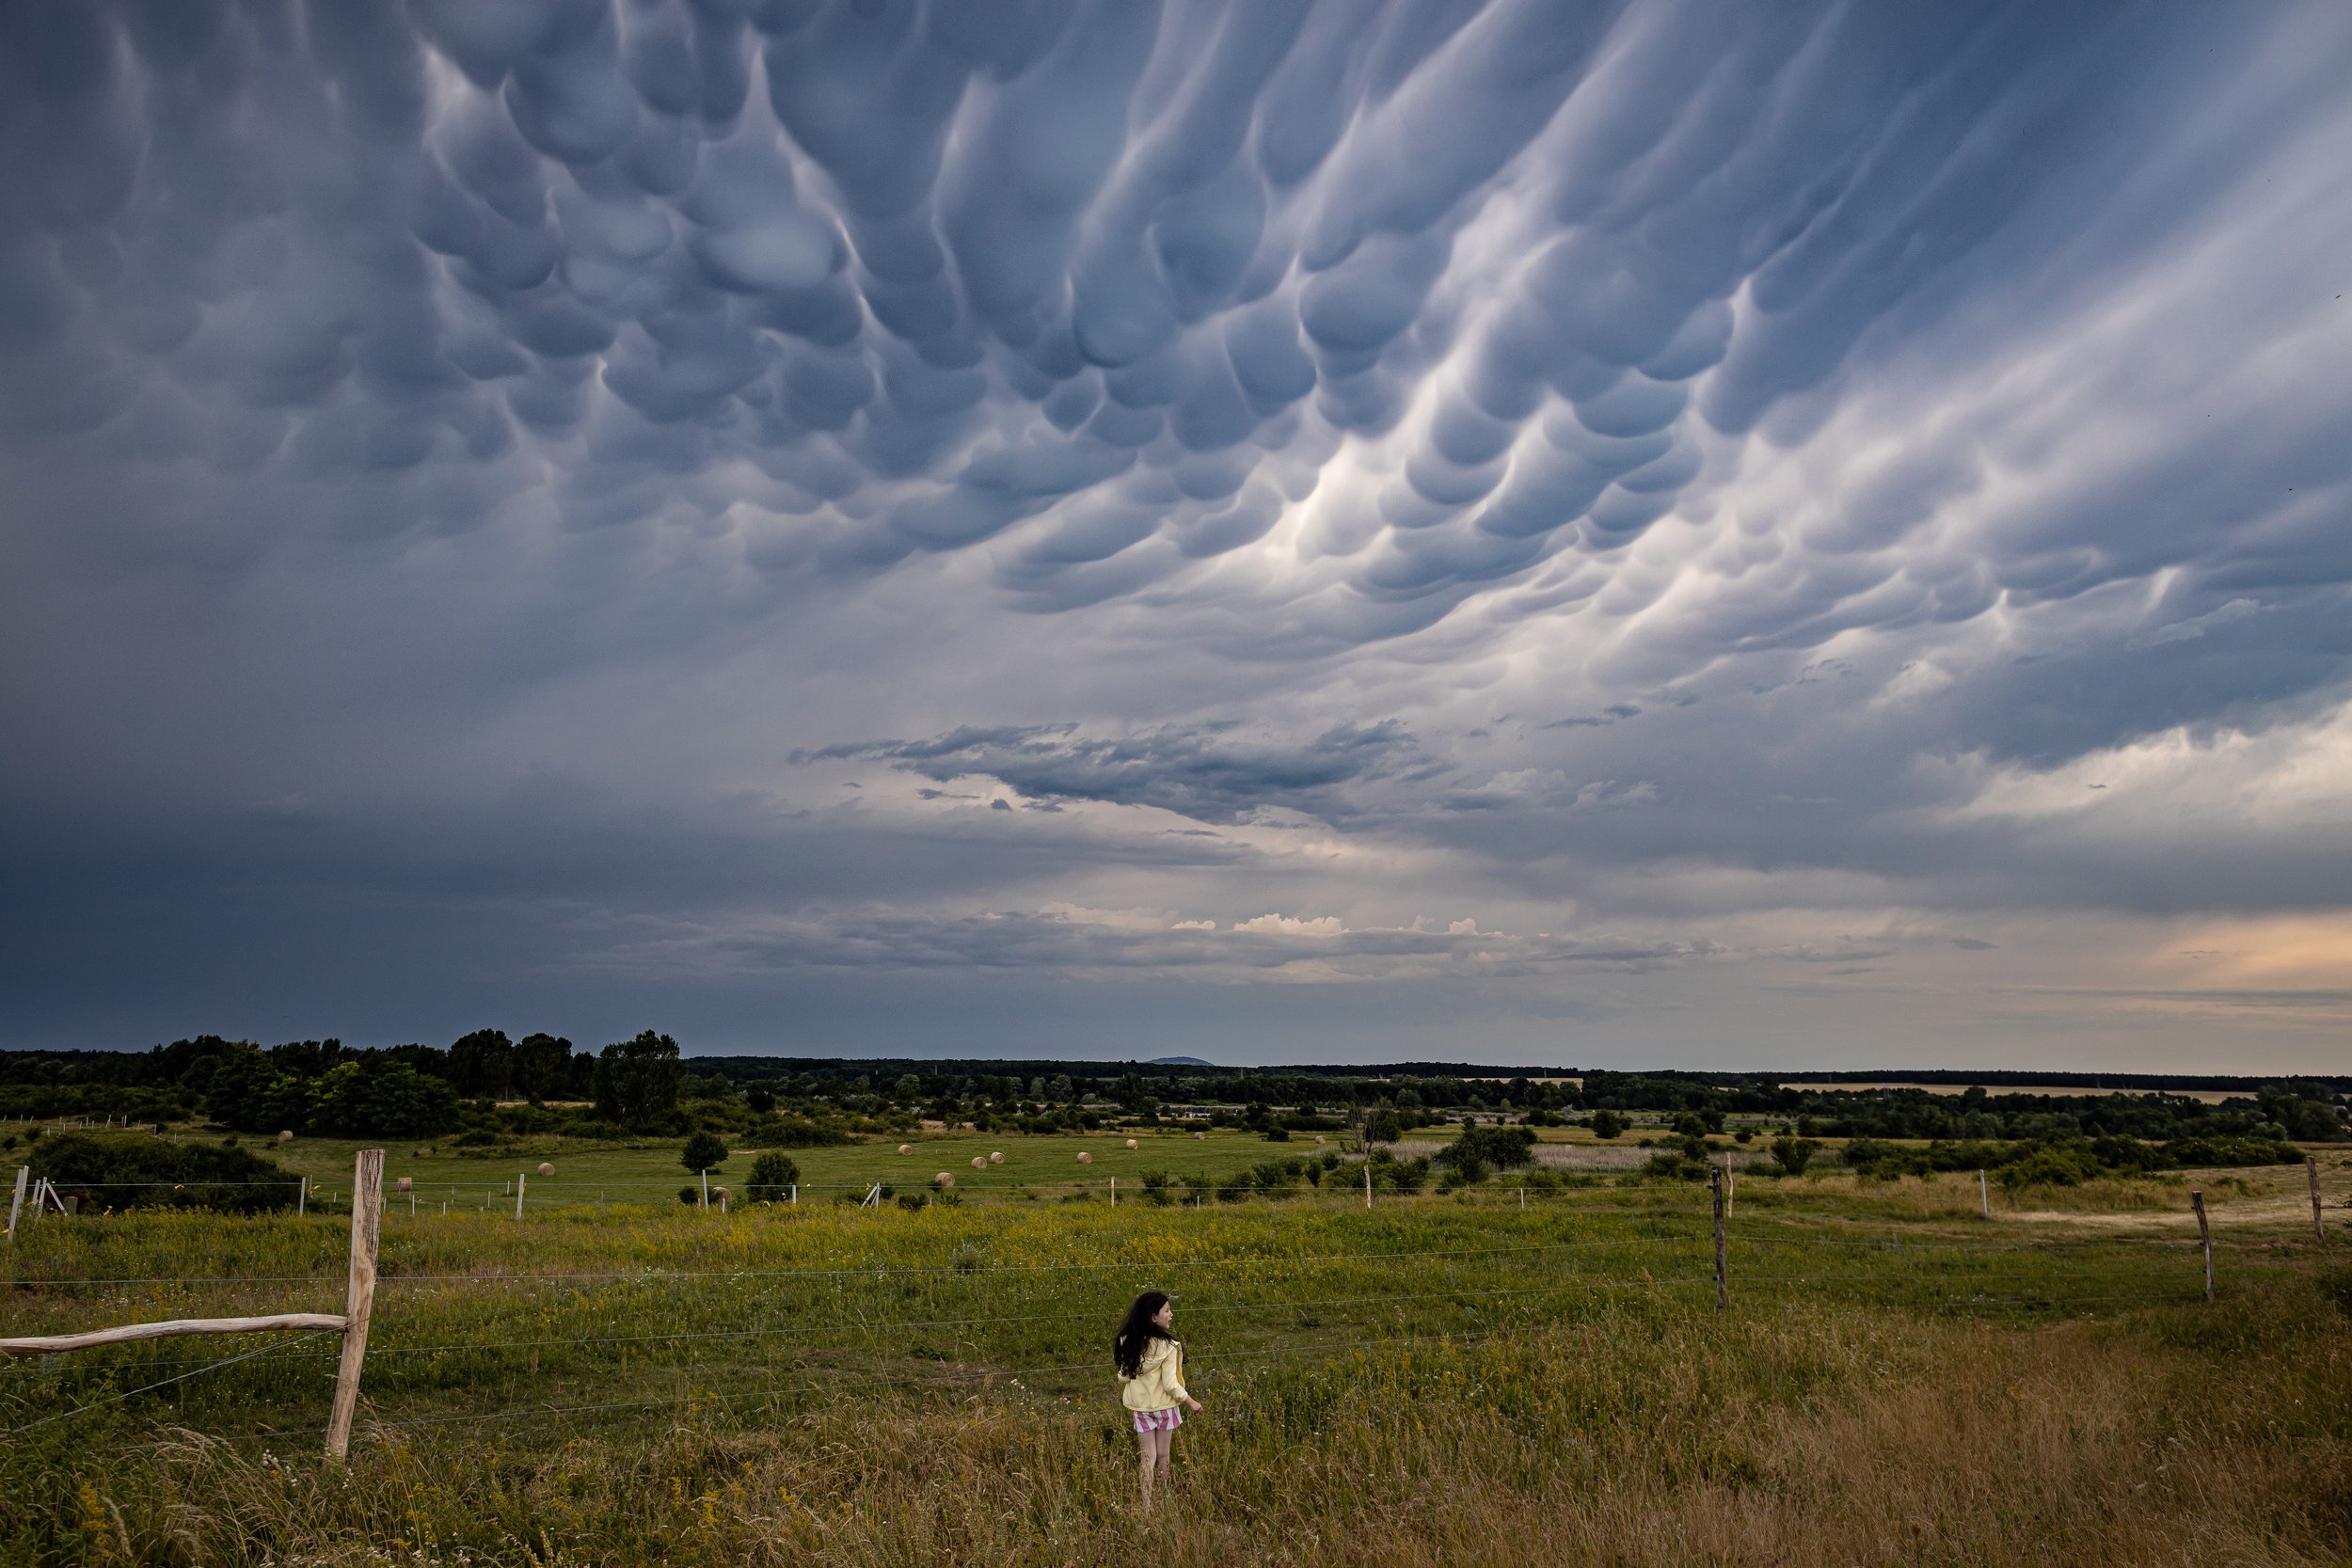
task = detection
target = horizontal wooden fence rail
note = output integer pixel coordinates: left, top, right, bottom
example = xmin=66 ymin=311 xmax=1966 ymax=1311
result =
xmin=1 ymin=1312 xmax=346 ymax=1356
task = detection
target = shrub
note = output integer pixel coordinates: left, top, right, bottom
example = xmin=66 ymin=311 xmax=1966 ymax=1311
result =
xmin=755 ymin=1116 xmax=854 ymax=1148
xmin=677 ymin=1186 xmax=701 ymax=1205
xmin=1589 ymin=1110 xmax=1627 ymax=1140
xmin=680 ymin=1131 xmax=728 ymax=1172
xmin=1440 ymin=1124 xmax=1537 ymax=1171
xmin=29 ymin=1134 xmax=299 ymax=1214
xmin=1770 ymin=1136 xmax=1821 ymax=1177
xmin=745 ymin=1150 xmax=801 ymax=1203
xmin=1639 ymin=1150 xmax=1709 ymax=1182
xmin=1264 ymin=1126 xmax=1290 ymax=1141
xmin=1374 ymin=1155 xmax=1432 ymax=1194
xmin=2164 ymin=1136 xmax=2305 ymax=1168
xmin=1996 ymin=1148 xmax=2096 ymax=1190
xmin=896 ymin=1193 xmax=928 ymax=1212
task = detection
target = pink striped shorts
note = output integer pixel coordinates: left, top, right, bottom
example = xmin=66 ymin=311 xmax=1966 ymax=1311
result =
xmin=1132 ymin=1406 xmax=1184 ymax=1434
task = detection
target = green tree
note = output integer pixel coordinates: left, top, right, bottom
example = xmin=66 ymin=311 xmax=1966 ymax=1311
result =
xmin=595 ymin=1031 xmax=683 ymax=1128
xmin=680 ymin=1130 xmax=729 ymax=1173
xmin=204 ymin=1049 xmax=295 ymax=1132
xmin=510 ymin=1033 xmax=573 ymax=1104
xmin=307 ymin=1061 xmax=460 ymax=1139
xmin=447 ymin=1029 xmax=515 ymax=1100
xmin=1770 ymin=1136 xmax=1821 ymax=1176
xmin=1589 ymin=1110 xmax=1627 ymax=1140
xmin=745 ymin=1150 xmax=800 ymax=1202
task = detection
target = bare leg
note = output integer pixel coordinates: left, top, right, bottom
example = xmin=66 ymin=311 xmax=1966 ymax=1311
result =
xmin=1156 ymin=1425 xmax=1177 ymax=1496
xmin=1137 ymin=1426 xmax=1160 ymax=1512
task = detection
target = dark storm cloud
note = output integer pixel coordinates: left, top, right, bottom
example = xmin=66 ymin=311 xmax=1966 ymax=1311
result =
xmin=2 ymin=0 xmax=2349 ymax=1059
xmin=805 ymin=720 xmax=1427 ymax=822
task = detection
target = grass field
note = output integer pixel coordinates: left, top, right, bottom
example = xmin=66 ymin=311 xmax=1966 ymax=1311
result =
xmin=3 ymin=1143 xmax=2347 ymax=1566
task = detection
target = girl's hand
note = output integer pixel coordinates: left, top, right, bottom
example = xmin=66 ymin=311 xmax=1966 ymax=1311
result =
xmin=1185 ymin=1398 xmax=1203 ymax=1413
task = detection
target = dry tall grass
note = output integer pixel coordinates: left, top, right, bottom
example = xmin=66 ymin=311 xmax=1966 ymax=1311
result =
xmin=40 ymin=1275 xmax=2349 ymax=1568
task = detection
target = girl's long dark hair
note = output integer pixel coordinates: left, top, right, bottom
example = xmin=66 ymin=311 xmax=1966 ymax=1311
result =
xmin=1113 ymin=1290 xmax=1175 ymax=1377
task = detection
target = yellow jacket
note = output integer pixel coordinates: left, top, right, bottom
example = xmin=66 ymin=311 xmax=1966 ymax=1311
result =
xmin=1119 ymin=1337 xmax=1190 ymax=1411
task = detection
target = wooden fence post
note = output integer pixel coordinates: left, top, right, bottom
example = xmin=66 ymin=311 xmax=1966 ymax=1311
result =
xmin=2311 ymin=1156 xmax=2327 ymax=1244
xmin=1711 ymin=1162 xmax=1728 ymax=1311
xmin=326 ymin=1149 xmax=384 ymax=1461
xmin=515 ymin=1172 xmax=526 ymax=1220
xmin=6 ymin=1166 xmax=24 ymax=1243
xmin=699 ymin=1170 xmax=708 ymax=1212
xmin=1979 ymin=1169 xmax=1990 ymax=1219
xmin=1364 ymin=1162 xmax=1373 ymax=1209
xmin=1109 ymin=1176 xmax=1116 ymax=1206
xmin=2191 ymin=1190 xmax=2214 ymax=1304
xmin=297 ymin=1177 xmax=307 ymax=1217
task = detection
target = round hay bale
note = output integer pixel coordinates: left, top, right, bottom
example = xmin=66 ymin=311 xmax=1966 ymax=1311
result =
xmin=1315 ymin=1134 xmax=1327 ymax=1145
xmin=1076 ymin=1151 xmax=1093 ymax=1164
xmin=897 ymin=1144 xmax=913 ymax=1156
xmin=989 ymin=1151 xmax=1004 ymax=1164
xmin=712 ymin=1186 xmax=731 ymax=1202
xmin=1194 ymin=1131 xmax=1206 ymax=1140
xmin=395 ymin=1176 xmax=413 ymax=1193
xmin=971 ymin=1155 xmax=987 ymax=1169
xmin=1124 ymin=1138 xmax=1138 ymax=1149
xmin=276 ymin=1130 xmax=294 ymax=1144
xmin=537 ymin=1163 xmax=555 ymax=1177
xmin=933 ymin=1171 xmax=955 ymax=1189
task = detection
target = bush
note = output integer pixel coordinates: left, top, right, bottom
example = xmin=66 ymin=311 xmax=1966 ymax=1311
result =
xmin=754 ymin=1116 xmax=854 ymax=1148
xmin=1439 ymin=1124 xmax=1537 ymax=1171
xmin=680 ymin=1131 xmax=729 ymax=1172
xmin=745 ymin=1150 xmax=801 ymax=1203
xmin=896 ymin=1192 xmax=928 ymax=1212
xmin=1589 ymin=1110 xmax=1626 ymax=1140
xmin=677 ymin=1186 xmax=701 ymax=1205
xmin=1263 ymin=1126 xmax=1290 ymax=1141
xmin=1770 ymin=1136 xmax=1821 ymax=1177
xmin=1639 ymin=1150 xmax=1709 ymax=1182
xmin=29 ymin=1134 xmax=299 ymax=1214
xmin=1997 ymin=1148 xmax=2098 ymax=1190
xmin=1373 ymin=1154 xmax=1431 ymax=1194
xmin=2164 ymin=1136 xmax=2305 ymax=1168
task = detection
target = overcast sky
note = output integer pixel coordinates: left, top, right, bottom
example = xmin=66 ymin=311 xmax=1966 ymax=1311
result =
xmin=2 ymin=0 xmax=2348 ymax=1070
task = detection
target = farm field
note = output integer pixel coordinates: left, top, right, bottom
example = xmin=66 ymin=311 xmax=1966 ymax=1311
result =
xmin=4 ymin=1156 xmax=2348 ymax=1566
xmin=170 ymin=1127 xmax=1364 ymax=1211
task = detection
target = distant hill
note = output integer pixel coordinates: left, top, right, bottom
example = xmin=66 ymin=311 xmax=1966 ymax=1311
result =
xmin=1149 ymin=1055 xmax=1216 ymax=1068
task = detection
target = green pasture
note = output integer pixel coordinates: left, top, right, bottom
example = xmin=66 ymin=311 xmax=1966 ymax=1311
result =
xmin=3 ymin=1165 xmax=2344 ymax=1567
xmin=230 ymin=1126 xmax=1342 ymax=1210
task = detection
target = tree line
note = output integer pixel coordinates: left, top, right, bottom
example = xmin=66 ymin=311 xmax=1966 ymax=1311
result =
xmin=0 ymin=1040 xmax=2341 ymax=1145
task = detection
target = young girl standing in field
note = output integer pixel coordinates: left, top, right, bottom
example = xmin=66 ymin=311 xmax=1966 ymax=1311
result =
xmin=1114 ymin=1290 xmax=1202 ymax=1512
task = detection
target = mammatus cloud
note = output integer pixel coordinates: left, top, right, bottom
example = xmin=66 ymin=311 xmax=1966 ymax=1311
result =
xmin=1 ymin=0 xmax=2348 ymax=1067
